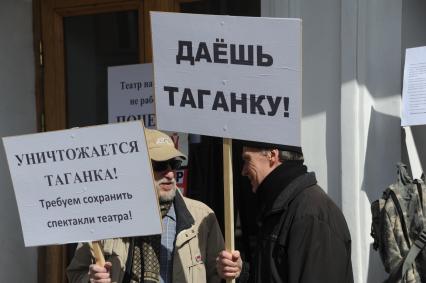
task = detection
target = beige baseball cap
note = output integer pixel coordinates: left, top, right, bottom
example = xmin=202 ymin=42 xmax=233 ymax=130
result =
xmin=145 ymin=128 xmax=187 ymax=161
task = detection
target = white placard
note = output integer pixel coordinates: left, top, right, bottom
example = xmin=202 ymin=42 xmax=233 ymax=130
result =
xmin=2 ymin=121 xmax=161 ymax=247
xmin=402 ymin=46 xmax=426 ymax=126
xmin=108 ymin=64 xmax=156 ymax=128
xmin=108 ymin=64 xmax=189 ymax=166
xmin=151 ymin=12 xmax=302 ymax=146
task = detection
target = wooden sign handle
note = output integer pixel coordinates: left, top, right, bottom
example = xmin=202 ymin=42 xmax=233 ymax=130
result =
xmin=223 ymin=138 xmax=235 ymax=283
xmin=91 ymin=241 xmax=106 ymax=267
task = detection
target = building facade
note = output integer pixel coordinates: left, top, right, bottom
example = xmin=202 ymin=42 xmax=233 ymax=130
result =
xmin=1 ymin=0 xmax=426 ymax=282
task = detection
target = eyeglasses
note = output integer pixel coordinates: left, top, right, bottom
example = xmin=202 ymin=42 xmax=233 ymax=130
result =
xmin=152 ymin=159 xmax=182 ymax=172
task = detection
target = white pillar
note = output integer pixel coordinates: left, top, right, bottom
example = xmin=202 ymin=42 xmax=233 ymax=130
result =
xmin=262 ymin=0 xmax=403 ymax=282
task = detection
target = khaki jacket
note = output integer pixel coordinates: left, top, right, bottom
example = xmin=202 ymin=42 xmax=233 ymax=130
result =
xmin=67 ymin=194 xmax=224 ymax=283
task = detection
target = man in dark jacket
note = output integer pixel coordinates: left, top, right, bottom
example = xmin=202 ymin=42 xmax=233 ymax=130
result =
xmin=216 ymin=142 xmax=354 ymax=283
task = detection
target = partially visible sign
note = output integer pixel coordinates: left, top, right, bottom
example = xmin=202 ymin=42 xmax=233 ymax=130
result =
xmin=175 ymin=168 xmax=188 ymax=196
xmin=165 ymin=131 xmax=188 ymax=167
xmin=402 ymin=46 xmax=426 ymax=126
xmin=2 ymin=121 xmax=162 ymax=247
xmin=107 ymin=64 xmax=189 ymax=166
xmin=151 ymin=12 xmax=302 ymax=146
xmin=108 ymin=64 xmax=156 ymax=128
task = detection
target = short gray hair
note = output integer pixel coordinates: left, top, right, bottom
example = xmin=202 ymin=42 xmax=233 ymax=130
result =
xmin=260 ymin=149 xmax=304 ymax=162
xmin=278 ymin=150 xmax=304 ymax=162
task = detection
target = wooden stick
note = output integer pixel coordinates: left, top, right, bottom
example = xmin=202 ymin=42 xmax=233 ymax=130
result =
xmin=91 ymin=241 xmax=106 ymax=267
xmin=223 ymin=138 xmax=235 ymax=283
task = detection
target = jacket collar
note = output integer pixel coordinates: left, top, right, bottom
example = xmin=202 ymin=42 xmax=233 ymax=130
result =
xmin=174 ymin=190 xmax=195 ymax=235
xmin=256 ymin=162 xmax=316 ymax=218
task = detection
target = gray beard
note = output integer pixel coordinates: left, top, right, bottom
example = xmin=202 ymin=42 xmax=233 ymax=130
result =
xmin=159 ymin=187 xmax=176 ymax=202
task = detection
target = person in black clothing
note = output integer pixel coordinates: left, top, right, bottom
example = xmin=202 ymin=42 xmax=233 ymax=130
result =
xmin=216 ymin=142 xmax=354 ymax=283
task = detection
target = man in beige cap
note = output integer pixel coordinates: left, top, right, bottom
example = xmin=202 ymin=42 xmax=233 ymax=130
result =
xmin=67 ymin=128 xmax=224 ymax=283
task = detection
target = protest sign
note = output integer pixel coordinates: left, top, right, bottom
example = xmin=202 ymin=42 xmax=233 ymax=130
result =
xmin=2 ymin=121 xmax=161 ymax=247
xmin=107 ymin=63 xmax=190 ymax=166
xmin=402 ymin=46 xmax=426 ymax=126
xmin=108 ymin=64 xmax=156 ymax=128
xmin=151 ymin=12 xmax=302 ymax=146
xmin=175 ymin=168 xmax=188 ymax=195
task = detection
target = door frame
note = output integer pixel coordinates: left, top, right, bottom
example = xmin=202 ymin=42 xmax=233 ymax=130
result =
xmin=33 ymin=1 xmax=182 ymax=282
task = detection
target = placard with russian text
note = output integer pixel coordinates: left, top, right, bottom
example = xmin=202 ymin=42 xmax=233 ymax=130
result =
xmin=108 ymin=63 xmax=156 ymax=128
xmin=151 ymin=12 xmax=302 ymax=146
xmin=2 ymin=121 xmax=161 ymax=246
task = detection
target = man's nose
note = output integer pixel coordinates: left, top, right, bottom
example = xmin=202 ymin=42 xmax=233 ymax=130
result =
xmin=163 ymin=168 xmax=175 ymax=179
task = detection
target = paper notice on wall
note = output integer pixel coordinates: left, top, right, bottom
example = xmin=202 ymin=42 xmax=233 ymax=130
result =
xmin=402 ymin=46 xmax=426 ymax=126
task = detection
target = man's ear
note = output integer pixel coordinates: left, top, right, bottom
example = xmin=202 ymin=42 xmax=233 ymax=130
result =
xmin=269 ymin=149 xmax=280 ymax=165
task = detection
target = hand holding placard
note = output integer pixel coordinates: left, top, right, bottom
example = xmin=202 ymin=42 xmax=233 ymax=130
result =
xmin=151 ymin=12 xmax=302 ymax=283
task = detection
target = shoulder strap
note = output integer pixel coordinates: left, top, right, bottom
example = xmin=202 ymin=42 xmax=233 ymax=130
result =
xmin=414 ymin=180 xmax=424 ymax=213
xmin=399 ymin=180 xmax=426 ymax=279
xmin=386 ymin=229 xmax=426 ymax=283
xmin=388 ymin=189 xmax=411 ymax=248
xmin=402 ymin=228 xmax=426 ymax=279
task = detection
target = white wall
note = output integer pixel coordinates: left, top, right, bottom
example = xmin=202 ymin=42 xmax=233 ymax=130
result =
xmin=343 ymin=1 xmax=402 ymax=282
xmin=262 ymin=0 xmax=403 ymax=282
xmin=262 ymin=0 xmax=342 ymax=204
xmin=0 ymin=0 xmax=37 ymax=282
